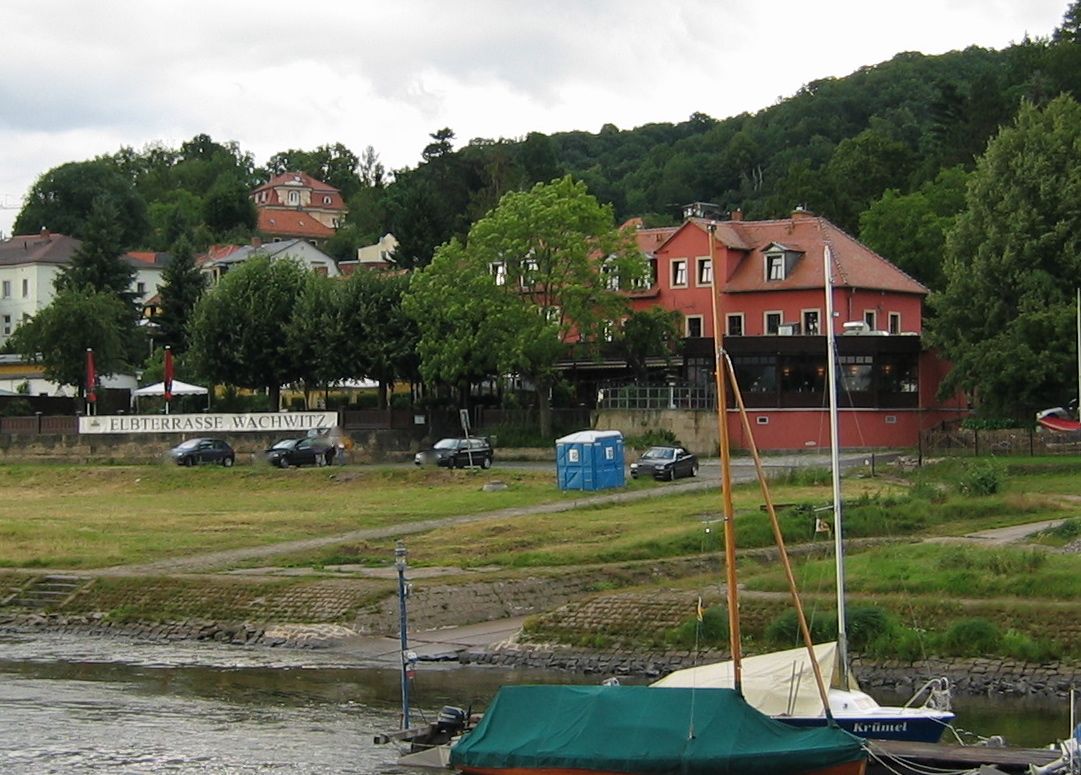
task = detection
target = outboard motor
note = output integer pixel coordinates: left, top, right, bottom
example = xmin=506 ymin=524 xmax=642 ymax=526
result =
xmin=435 ymin=705 xmax=467 ymax=735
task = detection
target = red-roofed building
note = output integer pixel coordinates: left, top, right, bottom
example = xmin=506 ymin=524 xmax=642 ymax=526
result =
xmin=586 ymin=206 xmax=967 ymax=450
xmin=250 ymin=172 xmax=346 ymax=246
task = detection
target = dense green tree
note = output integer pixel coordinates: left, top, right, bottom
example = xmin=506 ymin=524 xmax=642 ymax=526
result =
xmin=858 ymin=166 xmax=970 ymax=290
xmin=54 ymin=196 xmax=137 ymax=305
xmin=928 ymin=96 xmax=1081 ymax=416
xmin=9 ymin=288 xmax=133 ymax=396
xmin=1055 ymin=1 xmax=1081 ymax=43
xmin=188 ymin=255 xmax=307 ymax=410
xmin=202 ymin=176 xmax=257 ymax=236
xmin=348 ymin=271 xmax=420 ymax=408
xmin=15 ymin=160 xmax=149 ymax=244
xmin=618 ymin=308 xmax=683 ymax=382
xmin=286 ymin=272 xmax=340 ymax=406
xmin=155 ymin=236 xmax=208 ymax=353
xmin=262 ymin=143 xmax=362 ymax=199
xmin=405 ymin=176 xmax=645 ymax=435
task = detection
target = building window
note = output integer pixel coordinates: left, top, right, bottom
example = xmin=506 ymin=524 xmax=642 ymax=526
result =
xmin=697 ymin=258 xmax=712 ymax=285
xmin=489 ymin=262 xmax=506 ymax=286
xmin=727 ymin=313 xmax=744 ymax=336
xmin=2 ymin=315 xmax=9 ymax=336
xmin=634 ymin=258 xmax=658 ymax=289
xmin=323 ymin=195 xmax=332 ymax=204
xmin=288 ymin=191 xmax=299 ymax=205
xmin=802 ymin=310 xmax=820 ymax=335
xmin=766 ymin=252 xmax=785 ymax=281
xmin=840 ymin=355 xmax=874 ymax=392
xmin=1 ymin=281 xmax=9 ymax=299
xmin=21 ymin=279 xmax=28 ymax=298
xmin=671 ymin=259 xmax=687 ymax=287
xmin=687 ymin=316 xmax=703 ymax=338
xmin=765 ymin=311 xmax=782 ymax=335
xmin=888 ymin=312 xmax=901 ymax=334
xmin=136 ymin=281 xmax=146 ymax=295
xmin=601 ymin=258 xmax=619 ymax=291
xmin=864 ymin=310 xmax=877 ymax=331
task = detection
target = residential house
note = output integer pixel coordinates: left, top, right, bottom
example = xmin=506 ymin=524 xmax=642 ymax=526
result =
xmin=0 ymin=230 xmax=167 ymax=347
xmin=250 ymin=172 xmax=347 ymax=246
xmin=587 ymin=206 xmax=967 ymax=449
xmin=198 ymin=238 xmax=340 ymax=283
xmin=338 ymin=233 xmax=398 ymax=276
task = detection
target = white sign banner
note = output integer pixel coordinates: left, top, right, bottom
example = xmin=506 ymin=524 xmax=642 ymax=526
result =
xmin=79 ymin=412 xmax=339 ymax=435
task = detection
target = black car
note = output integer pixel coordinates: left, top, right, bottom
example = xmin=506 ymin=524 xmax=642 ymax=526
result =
xmin=169 ymin=437 xmax=236 ymax=467
xmin=630 ymin=445 xmax=699 ymax=480
xmin=265 ymin=437 xmax=334 ymax=468
xmin=414 ymin=437 xmax=494 ymax=469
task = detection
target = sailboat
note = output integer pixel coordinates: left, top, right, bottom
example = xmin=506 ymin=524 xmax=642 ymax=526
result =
xmin=449 ymin=229 xmax=869 ymax=775
xmin=654 ymin=243 xmax=955 ymax=744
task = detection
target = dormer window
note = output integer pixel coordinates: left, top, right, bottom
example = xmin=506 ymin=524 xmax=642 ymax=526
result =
xmin=765 ymin=252 xmax=782 ymax=278
xmin=288 ymin=191 xmax=299 ymax=205
xmin=763 ymin=243 xmax=801 ymax=282
xmin=323 ymin=195 xmax=332 ymax=205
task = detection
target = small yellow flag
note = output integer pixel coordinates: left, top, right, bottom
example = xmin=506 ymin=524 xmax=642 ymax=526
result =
xmin=696 ymin=596 xmax=704 ymax=622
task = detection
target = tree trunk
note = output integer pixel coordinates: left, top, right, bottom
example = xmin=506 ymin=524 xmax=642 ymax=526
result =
xmin=536 ymin=378 xmax=552 ymax=439
xmin=378 ymin=381 xmax=389 ymax=410
xmin=268 ymin=384 xmax=281 ymax=412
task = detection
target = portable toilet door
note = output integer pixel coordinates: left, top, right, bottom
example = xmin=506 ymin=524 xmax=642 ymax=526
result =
xmin=555 ymin=430 xmax=625 ymax=491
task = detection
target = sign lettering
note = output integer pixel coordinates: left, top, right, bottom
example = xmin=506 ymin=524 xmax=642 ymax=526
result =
xmin=79 ymin=412 xmax=339 ymax=435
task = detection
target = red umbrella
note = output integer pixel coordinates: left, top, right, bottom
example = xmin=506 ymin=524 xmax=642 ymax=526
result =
xmin=85 ymin=348 xmax=96 ymax=404
xmin=163 ymin=346 xmax=174 ymax=402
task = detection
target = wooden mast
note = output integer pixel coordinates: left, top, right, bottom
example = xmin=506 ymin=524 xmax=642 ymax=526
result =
xmin=707 ymin=221 xmax=742 ymax=691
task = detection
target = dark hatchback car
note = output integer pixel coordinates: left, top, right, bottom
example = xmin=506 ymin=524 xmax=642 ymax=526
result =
xmin=169 ymin=437 xmax=236 ymax=467
xmin=414 ymin=437 xmax=494 ymax=469
xmin=630 ymin=445 xmax=699 ymax=480
xmin=265 ymin=437 xmax=334 ymax=468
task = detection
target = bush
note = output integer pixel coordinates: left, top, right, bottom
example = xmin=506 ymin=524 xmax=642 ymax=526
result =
xmin=940 ymin=617 xmax=1001 ymax=656
xmin=764 ymin=609 xmax=836 ymax=648
xmin=845 ymin=605 xmax=893 ymax=651
xmin=1001 ymin=628 xmax=1059 ymax=662
xmin=666 ymin=605 xmax=729 ymax=649
xmin=624 ymin=428 xmax=680 ymax=449
xmin=0 ymin=398 xmax=33 ymax=417
xmin=957 ymin=461 xmax=1001 ymax=496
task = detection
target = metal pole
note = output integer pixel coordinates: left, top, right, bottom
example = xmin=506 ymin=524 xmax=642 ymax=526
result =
xmin=395 ymin=541 xmax=411 ymax=729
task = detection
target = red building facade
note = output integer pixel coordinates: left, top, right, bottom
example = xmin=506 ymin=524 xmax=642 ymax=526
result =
xmin=602 ymin=207 xmax=967 ymax=450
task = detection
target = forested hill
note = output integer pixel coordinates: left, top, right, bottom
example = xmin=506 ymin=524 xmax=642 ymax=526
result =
xmin=14 ymin=25 xmax=1081 ymax=292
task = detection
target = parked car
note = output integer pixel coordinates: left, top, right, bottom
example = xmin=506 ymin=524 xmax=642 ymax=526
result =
xmin=169 ymin=437 xmax=236 ymax=467
xmin=630 ymin=445 xmax=699 ymax=480
xmin=414 ymin=437 xmax=494 ymax=469
xmin=265 ymin=437 xmax=334 ymax=468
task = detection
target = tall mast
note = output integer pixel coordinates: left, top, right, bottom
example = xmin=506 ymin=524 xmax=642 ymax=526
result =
xmin=708 ymin=221 xmax=742 ymax=692
xmin=824 ymin=244 xmax=849 ymax=686
xmin=1076 ymin=288 xmax=1080 ymax=421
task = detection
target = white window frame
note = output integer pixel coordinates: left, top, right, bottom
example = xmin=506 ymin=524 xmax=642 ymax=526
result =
xmin=686 ymin=315 xmax=704 ymax=338
xmin=601 ymin=258 xmax=619 ymax=291
xmin=2 ymin=315 xmax=10 ymax=336
xmin=888 ymin=312 xmax=901 ymax=334
xmin=726 ymin=313 xmax=744 ymax=337
xmin=864 ymin=310 xmax=877 ymax=331
xmin=765 ymin=311 xmax=783 ymax=335
xmin=21 ymin=278 xmax=28 ymax=298
xmin=765 ymin=252 xmax=785 ymax=281
xmin=489 ymin=261 xmax=507 ymax=286
xmin=288 ymin=191 xmax=300 ymax=205
xmin=696 ymin=257 xmax=712 ymax=286
xmin=802 ymin=309 xmax=821 ymax=335
xmin=671 ymin=259 xmax=687 ymax=287
xmin=1 ymin=280 xmax=10 ymax=299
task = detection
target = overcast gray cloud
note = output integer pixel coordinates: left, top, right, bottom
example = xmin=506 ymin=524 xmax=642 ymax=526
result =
xmin=0 ymin=0 xmax=1067 ymax=236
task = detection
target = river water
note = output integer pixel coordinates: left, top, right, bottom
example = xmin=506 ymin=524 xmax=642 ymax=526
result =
xmin=0 ymin=632 xmax=1071 ymax=774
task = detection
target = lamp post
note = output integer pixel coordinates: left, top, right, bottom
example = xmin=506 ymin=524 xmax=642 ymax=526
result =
xmin=395 ymin=541 xmax=412 ymax=729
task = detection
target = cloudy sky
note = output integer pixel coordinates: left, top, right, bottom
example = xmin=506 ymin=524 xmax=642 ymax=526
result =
xmin=0 ymin=0 xmax=1067 ymax=237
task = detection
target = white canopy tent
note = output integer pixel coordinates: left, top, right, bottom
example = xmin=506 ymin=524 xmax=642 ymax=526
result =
xmin=131 ymin=380 xmax=210 ymax=411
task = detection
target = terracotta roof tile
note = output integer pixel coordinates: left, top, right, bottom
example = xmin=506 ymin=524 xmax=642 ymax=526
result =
xmin=257 ymin=210 xmax=335 ymax=239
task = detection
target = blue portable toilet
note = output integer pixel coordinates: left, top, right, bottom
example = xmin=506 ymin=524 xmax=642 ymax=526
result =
xmin=555 ymin=430 xmax=625 ymax=491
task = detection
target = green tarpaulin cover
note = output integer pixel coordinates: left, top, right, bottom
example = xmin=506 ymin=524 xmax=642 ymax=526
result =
xmin=450 ymin=685 xmax=865 ymax=774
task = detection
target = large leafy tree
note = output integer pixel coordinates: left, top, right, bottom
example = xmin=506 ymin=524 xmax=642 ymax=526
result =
xmin=348 ymin=270 xmax=420 ymax=408
xmin=156 ymin=236 xmax=208 ymax=353
xmin=188 ymin=255 xmax=307 ymax=410
xmin=928 ymin=96 xmax=1081 ymax=416
xmin=14 ymin=159 xmax=149 ymax=245
xmin=54 ymin=196 xmax=137 ymax=303
xmin=618 ymin=308 xmax=683 ymax=382
xmin=9 ymin=288 xmax=132 ymax=395
xmin=858 ymin=166 xmax=970 ymax=291
xmin=202 ymin=175 xmax=258 ymax=236
xmin=406 ymin=176 xmax=644 ymax=435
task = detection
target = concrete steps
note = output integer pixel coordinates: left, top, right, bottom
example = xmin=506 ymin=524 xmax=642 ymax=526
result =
xmin=3 ymin=575 xmax=90 ymax=609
